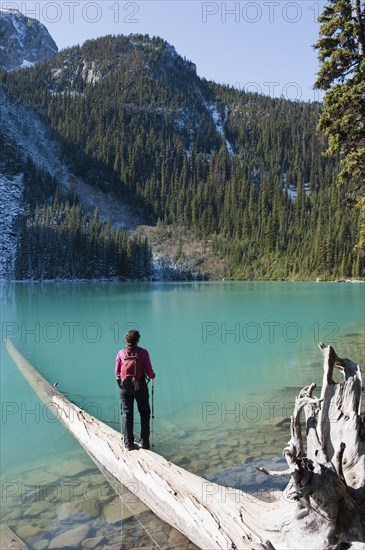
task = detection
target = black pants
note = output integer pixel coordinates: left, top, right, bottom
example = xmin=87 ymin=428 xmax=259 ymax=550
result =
xmin=120 ymin=382 xmax=151 ymax=448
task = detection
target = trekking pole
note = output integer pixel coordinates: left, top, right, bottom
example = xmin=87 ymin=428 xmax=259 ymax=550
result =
xmin=151 ymin=378 xmax=155 ymax=448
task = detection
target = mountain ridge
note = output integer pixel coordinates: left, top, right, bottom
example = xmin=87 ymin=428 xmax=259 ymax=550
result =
xmin=0 ymin=8 xmax=58 ymax=70
xmin=1 ymin=29 xmax=363 ymax=280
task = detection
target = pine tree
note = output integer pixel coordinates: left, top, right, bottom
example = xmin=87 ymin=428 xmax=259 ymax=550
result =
xmin=314 ymin=0 xmax=365 ymax=249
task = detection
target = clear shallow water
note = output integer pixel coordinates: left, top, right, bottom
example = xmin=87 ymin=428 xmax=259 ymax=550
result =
xmin=1 ymin=281 xmax=364 ymax=548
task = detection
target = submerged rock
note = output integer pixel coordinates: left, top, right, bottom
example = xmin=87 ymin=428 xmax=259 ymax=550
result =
xmin=103 ymin=499 xmax=130 ymax=524
xmin=23 ymin=502 xmax=49 ymax=519
xmin=47 ymin=460 xmax=96 ymax=479
xmin=57 ymin=500 xmax=99 ymax=520
xmin=32 ymin=540 xmax=49 ymax=550
xmin=81 ymin=534 xmax=107 ymax=548
xmin=16 ymin=523 xmax=45 ymax=540
xmin=48 ymin=525 xmax=90 ymax=549
xmin=168 ymin=528 xmax=190 ymax=546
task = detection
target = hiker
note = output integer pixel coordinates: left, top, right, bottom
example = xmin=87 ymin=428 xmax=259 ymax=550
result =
xmin=115 ymin=330 xmax=155 ymax=451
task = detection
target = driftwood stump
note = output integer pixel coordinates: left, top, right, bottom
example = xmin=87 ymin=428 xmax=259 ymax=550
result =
xmin=258 ymin=343 xmax=365 ymax=549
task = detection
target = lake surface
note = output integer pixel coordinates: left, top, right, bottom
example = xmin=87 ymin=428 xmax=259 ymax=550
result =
xmin=1 ymin=281 xmax=364 ymax=549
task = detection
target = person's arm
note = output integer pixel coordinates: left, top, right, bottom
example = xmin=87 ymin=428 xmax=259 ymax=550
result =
xmin=140 ymin=348 xmax=155 ymax=379
xmin=115 ymin=350 xmax=123 ymax=387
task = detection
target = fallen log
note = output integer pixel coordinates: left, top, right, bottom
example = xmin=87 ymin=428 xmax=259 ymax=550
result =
xmin=6 ymin=339 xmax=364 ymax=549
xmin=0 ymin=525 xmax=28 ymax=550
xmin=5 ymin=339 xmax=288 ymax=550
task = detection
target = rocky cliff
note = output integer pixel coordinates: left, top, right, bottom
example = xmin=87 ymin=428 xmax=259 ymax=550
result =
xmin=0 ymin=8 xmax=58 ymax=70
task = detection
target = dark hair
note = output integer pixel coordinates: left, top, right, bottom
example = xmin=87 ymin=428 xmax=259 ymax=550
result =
xmin=125 ymin=330 xmax=140 ymax=347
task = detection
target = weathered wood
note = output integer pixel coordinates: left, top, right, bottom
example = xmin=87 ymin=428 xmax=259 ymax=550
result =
xmin=6 ymin=339 xmax=288 ymax=550
xmin=0 ymin=525 xmax=28 ymax=550
xmin=259 ymin=343 xmax=365 ymax=550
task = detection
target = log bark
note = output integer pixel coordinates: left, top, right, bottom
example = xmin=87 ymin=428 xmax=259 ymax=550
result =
xmin=6 ymin=339 xmax=288 ymax=550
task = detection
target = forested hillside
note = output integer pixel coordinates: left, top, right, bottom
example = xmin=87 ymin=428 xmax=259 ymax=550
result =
xmin=0 ymin=125 xmax=152 ymax=280
xmin=17 ymin=183 xmax=152 ymax=281
xmin=1 ymin=33 xmax=363 ymax=279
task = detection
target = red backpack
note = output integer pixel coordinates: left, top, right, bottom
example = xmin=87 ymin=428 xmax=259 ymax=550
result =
xmin=120 ymin=347 xmax=145 ymax=391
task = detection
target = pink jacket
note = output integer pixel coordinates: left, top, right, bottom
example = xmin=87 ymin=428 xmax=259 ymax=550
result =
xmin=115 ymin=346 xmax=155 ymax=380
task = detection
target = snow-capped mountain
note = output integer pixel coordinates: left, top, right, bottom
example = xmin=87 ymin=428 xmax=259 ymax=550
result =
xmin=0 ymin=8 xmax=58 ymax=70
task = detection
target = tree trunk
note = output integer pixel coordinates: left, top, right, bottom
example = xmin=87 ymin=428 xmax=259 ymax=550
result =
xmin=353 ymin=0 xmax=365 ymax=58
xmin=258 ymin=343 xmax=365 ymax=549
xmin=7 ymin=339 xmax=364 ymax=549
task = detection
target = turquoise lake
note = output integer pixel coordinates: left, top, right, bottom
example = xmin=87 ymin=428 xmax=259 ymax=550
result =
xmin=1 ymin=281 xmax=364 ymax=549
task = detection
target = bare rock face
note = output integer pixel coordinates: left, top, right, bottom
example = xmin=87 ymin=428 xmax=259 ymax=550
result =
xmin=0 ymin=8 xmax=58 ymax=71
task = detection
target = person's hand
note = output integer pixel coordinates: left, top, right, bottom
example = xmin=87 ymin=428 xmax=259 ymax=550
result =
xmin=116 ymin=376 xmax=122 ymax=388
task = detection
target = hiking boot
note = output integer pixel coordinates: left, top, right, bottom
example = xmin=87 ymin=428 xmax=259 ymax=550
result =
xmin=126 ymin=443 xmax=136 ymax=451
xmin=140 ymin=442 xmax=150 ymax=450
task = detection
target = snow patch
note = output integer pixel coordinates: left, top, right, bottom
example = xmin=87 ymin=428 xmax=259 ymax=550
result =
xmin=20 ymin=59 xmax=36 ymax=68
xmin=10 ymin=12 xmax=26 ymax=37
xmin=287 ymin=184 xmax=297 ymax=200
xmin=206 ymin=102 xmax=234 ymax=156
xmin=171 ymin=107 xmax=197 ymax=159
xmin=81 ymin=60 xmax=101 ymax=84
xmin=51 ymin=67 xmax=63 ymax=79
xmin=0 ymin=173 xmax=24 ymax=280
xmin=287 ymin=182 xmax=312 ymax=201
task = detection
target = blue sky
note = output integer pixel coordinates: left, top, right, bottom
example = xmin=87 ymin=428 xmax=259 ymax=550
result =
xmin=2 ymin=0 xmax=326 ymax=101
